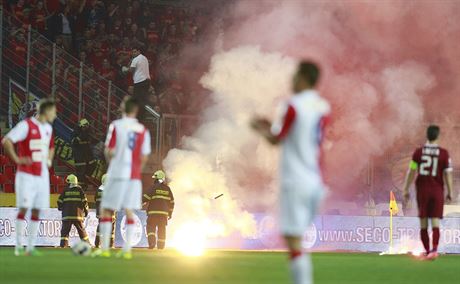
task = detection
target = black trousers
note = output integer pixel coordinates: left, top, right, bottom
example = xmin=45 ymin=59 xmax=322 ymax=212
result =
xmin=60 ymin=220 xmax=89 ymax=247
xmin=146 ymin=215 xmax=168 ymax=249
xmin=133 ymin=79 xmax=151 ymax=121
xmin=94 ymin=218 xmax=116 ymax=248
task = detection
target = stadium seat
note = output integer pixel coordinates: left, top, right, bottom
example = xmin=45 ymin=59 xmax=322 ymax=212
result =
xmin=0 ymin=154 xmax=10 ymax=165
xmin=4 ymin=166 xmax=15 ymax=180
xmin=3 ymin=184 xmax=14 ymax=193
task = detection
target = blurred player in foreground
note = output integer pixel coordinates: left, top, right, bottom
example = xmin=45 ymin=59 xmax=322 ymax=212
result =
xmin=402 ymin=125 xmax=453 ymax=260
xmin=93 ymin=97 xmax=151 ymax=259
xmin=1 ymin=98 xmax=56 ymax=256
xmin=143 ymin=170 xmax=174 ymax=249
xmin=95 ymin=174 xmax=116 ymax=248
xmin=251 ymin=62 xmax=330 ymax=284
xmin=57 ymin=174 xmax=90 ymax=247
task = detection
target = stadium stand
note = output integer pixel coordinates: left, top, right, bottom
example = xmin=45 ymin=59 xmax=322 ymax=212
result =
xmin=0 ymin=1 xmax=204 ymax=195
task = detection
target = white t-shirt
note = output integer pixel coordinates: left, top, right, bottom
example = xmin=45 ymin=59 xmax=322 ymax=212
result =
xmin=130 ymin=54 xmax=150 ymax=84
xmin=271 ymin=90 xmax=330 ymax=187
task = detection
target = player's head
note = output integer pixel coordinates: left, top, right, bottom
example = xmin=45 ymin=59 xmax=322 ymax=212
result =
xmin=37 ymin=98 xmax=57 ymax=123
xmin=293 ymin=61 xmax=320 ymax=93
xmin=427 ymin=125 xmax=440 ymax=142
xmin=121 ymin=96 xmax=140 ymax=117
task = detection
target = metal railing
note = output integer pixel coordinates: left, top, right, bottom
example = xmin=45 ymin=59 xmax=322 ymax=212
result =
xmin=0 ymin=8 xmax=125 ymax=140
xmin=0 ymin=7 xmax=199 ymax=171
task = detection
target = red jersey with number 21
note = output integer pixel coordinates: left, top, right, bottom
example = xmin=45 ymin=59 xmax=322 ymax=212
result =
xmin=412 ymin=144 xmax=452 ymax=190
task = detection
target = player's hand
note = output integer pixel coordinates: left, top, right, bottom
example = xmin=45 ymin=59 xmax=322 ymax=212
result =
xmin=15 ymin=157 xmax=33 ymax=165
xmin=250 ymin=117 xmax=271 ymax=131
xmin=446 ymin=194 xmax=452 ymax=203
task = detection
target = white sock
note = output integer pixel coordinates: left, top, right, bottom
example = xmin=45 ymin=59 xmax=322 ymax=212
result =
xmin=100 ymin=219 xmax=112 ymax=251
xmin=15 ymin=217 xmax=25 ymax=249
xmin=123 ymin=219 xmax=135 ymax=253
xmin=290 ymin=253 xmax=313 ymax=284
xmin=27 ymin=219 xmax=40 ymax=252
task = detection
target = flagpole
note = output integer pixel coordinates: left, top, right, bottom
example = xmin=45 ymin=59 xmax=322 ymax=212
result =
xmin=389 ymin=210 xmax=393 ymax=254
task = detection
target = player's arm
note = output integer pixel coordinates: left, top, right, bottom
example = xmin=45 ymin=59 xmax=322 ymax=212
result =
xmin=104 ymin=124 xmax=117 ymax=162
xmin=251 ymin=104 xmax=296 ymax=145
xmin=443 ymin=156 xmax=454 ymax=202
xmin=250 ymin=117 xmax=280 ymax=145
xmin=403 ymin=160 xmax=418 ymax=205
xmin=444 ymin=171 xmax=453 ymax=203
xmin=1 ymin=121 xmax=32 ymax=165
xmin=48 ymin=133 xmax=55 ymax=168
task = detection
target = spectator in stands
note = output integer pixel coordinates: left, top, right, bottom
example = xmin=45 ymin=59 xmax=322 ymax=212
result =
xmin=122 ymin=46 xmax=150 ymax=121
xmin=71 ymin=118 xmax=96 ymax=188
xmin=47 ymin=5 xmax=76 ymax=50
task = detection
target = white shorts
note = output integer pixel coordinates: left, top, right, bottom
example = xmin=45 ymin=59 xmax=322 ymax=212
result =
xmin=15 ymin=172 xmax=50 ymax=209
xmin=100 ymin=178 xmax=142 ymax=211
xmin=280 ymin=180 xmax=325 ymax=237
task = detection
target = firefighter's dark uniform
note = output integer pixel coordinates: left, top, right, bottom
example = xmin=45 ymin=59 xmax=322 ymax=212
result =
xmin=71 ymin=126 xmax=96 ymax=185
xmin=94 ymin=186 xmax=116 ymax=248
xmin=143 ymin=182 xmax=174 ymax=249
xmin=57 ymin=184 xmax=90 ymax=247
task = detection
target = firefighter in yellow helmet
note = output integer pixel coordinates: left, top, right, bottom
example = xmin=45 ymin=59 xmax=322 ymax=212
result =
xmin=143 ymin=170 xmax=174 ymax=249
xmin=57 ymin=174 xmax=89 ymax=247
xmin=94 ymin=174 xmax=116 ymax=248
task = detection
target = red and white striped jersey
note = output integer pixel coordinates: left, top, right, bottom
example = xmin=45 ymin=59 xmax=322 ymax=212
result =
xmin=105 ymin=117 xmax=151 ymax=180
xmin=5 ymin=117 xmax=54 ymax=177
xmin=271 ymin=89 xmax=330 ymax=185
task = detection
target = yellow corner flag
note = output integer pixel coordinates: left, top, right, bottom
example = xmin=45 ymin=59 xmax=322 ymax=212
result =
xmin=389 ymin=191 xmax=398 ymax=215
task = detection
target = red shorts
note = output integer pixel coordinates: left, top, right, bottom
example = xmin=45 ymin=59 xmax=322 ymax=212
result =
xmin=416 ymin=187 xmax=444 ymax=218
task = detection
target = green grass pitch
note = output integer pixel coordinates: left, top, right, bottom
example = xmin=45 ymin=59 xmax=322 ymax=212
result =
xmin=0 ymin=248 xmax=458 ymax=284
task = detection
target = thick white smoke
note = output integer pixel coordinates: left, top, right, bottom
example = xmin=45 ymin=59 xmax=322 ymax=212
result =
xmin=163 ymin=46 xmax=296 ymax=238
xmin=163 ymin=0 xmax=460 ymax=241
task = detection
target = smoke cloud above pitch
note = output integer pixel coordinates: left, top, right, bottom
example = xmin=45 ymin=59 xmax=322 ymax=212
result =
xmin=163 ymin=0 xmax=460 ymax=238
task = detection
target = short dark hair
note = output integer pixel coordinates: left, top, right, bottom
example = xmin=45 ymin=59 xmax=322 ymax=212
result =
xmin=297 ymin=61 xmax=320 ymax=87
xmin=38 ymin=98 xmax=56 ymax=115
xmin=427 ymin=125 xmax=440 ymax=141
xmin=122 ymin=96 xmax=139 ymax=114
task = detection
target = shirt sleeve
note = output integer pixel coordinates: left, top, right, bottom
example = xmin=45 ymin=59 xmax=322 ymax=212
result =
xmin=130 ymin=57 xmax=137 ymax=68
xmin=5 ymin=120 xmax=29 ymax=143
xmin=105 ymin=123 xmax=117 ymax=149
xmin=142 ymin=129 xmax=151 ymax=156
xmin=410 ymin=149 xmax=421 ymax=170
xmin=270 ymin=103 xmax=296 ymax=140
xmin=49 ymin=132 xmax=55 ymax=149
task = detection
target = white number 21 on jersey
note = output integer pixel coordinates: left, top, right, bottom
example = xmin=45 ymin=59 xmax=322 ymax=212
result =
xmin=419 ymin=155 xmax=438 ymax=176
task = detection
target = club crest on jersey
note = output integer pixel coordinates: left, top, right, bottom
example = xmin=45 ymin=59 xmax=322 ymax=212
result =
xmin=32 ymin=129 xmax=38 ymax=135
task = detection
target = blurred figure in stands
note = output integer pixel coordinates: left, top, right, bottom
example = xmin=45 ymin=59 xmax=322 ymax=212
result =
xmin=71 ymin=119 xmax=96 ymax=187
xmin=57 ymin=174 xmax=90 ymax=247
xmin=122 ymin=45 xmax=150 ymax=121
xmin=94 ymin=174 xmax=116 ymax=249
